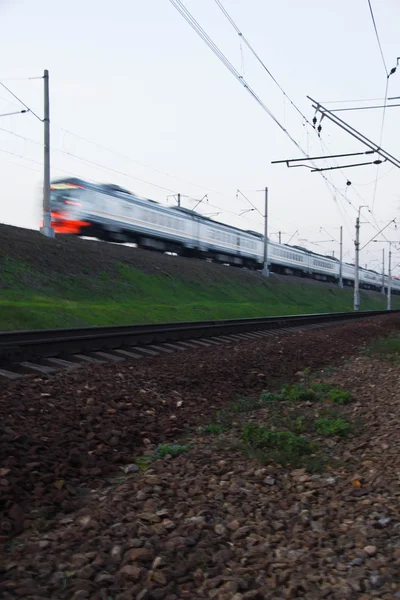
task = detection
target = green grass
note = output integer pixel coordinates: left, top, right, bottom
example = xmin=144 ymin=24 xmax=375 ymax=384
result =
xmin=1 ymin=257 xmax=398 ymax=330
xmin=241 ymin=423 xmax=316 ymax=453
xmin=260 ymin=383 xmax=352 ymax=405
xmin=325 ymin=389 xmax=352 ymax=405
xmin=365 ymin=334 xmax=400 ymax=363
xmin=315 ymin=417 xmax=352 ymax=436
xmin=200 ymin=424 xmax=225 ymax=435
xmin=239 ymin=422 xmax=319 ymax=469
xmin=154 ymin=443 xmax=189 ymax=458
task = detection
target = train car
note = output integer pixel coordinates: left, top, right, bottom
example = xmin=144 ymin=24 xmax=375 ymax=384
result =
xmin=50 ymin=177 xmax=400 ymax=293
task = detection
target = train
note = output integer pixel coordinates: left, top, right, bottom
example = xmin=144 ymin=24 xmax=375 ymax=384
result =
xmin=50 ymin=177 xmax=400 ymax=294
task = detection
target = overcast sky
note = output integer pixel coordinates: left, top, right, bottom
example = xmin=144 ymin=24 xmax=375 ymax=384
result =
xmin=0 ymin=0 xmax=399 ymax=272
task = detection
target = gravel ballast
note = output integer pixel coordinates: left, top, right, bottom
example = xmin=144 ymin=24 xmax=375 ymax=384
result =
xmin=1 ymin=315 xmax=400 ymax=599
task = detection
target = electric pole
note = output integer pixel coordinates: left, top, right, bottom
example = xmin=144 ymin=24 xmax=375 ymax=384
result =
xmin=339 ymin=225 xmax=343 ymax=288
xmin=278 ymin=231 xmax=281 ymax=244
xmin=262 ymin=187 xmax=269 ymax=277
xmin=354 ymin=216 xmax=360 ymax=311
xmin=373 ymin=239 xmax=397 ymax=309
xmin=354 ymin=206 xmax=369 ymax=311
xmin=177 ymin=193 xmax=181 ymax=207
xmin=388 ymin=244 xmax=392 ymax=311
xmin=40 ymin=69 xmax=54 ymax=238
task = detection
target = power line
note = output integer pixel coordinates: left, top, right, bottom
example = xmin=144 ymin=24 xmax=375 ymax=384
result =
xmin=214 ymin=0 xmax=308 ymax=124
xmin=367 ymin=0 xmax=388 ymax=75
xmin=212 ymin=0 xmax=367 ymax=211
xmin=330 ymin=102 xmax=400 ymax=112
xmin=169 ymin=0 xmax=306 ymax=155
xmin=0 ymin=76 xmax=43 ymax=81
xmin=0 ymin=125 xmax=263 ymax=227
xmin=0 ymin=147 xmax=93 ymax=179
xmin=0 ymin=80 xmax=42 ymax=122
xmin=54 ymin=148 xmax=179 ymax=194
xmin=0 ymin=125 xmax=179 ymax=194
xmin=321 ymin=97 xmax=387 ymax=104
xmin=0 ymin=149 xmax=42 ymax=173
xmin=0 ymin=147 xmax=44 ymax=168
xmin=168 ymin=0 xmax=367 ymax=231
xmin=236 ymin=189 xmax=263 ymax=218
xmin=209 ymin=0 xmax=389 ymax=238
xmin=371 ymin=77 xmax=389 ymax=211
xmin=59 ymin=128 xmax=232 ymax=199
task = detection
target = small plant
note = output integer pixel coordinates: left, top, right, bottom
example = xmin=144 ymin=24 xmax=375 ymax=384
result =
xmin=290 ymin=416 xmax=306 ymax=434
xmin=319 ymin=366 xmax=335 ymax=377
xmin=315 ymin=417 xmax=352 ymax=436
xmin=230 ymin=396 xmax=267 ymax=413
xmin=327 ymin=389 xmax=352 ymax=405
xmin=215 ymin=409 xmax=233 ymax=430
xmin=366 ymin=335 xmax=400 ymax=362
xmin=311 ymin=382 xmax=333 ymax=395
xmin=154 ymin=443 xmax=189 ymax=458
xmin=269 ymin=412 xmax=306 ymax=434
xmin=201 ymin=423 xmax=224 ymax=435
xmin=280 ymin=383 xmax=319 ymax=403
xmin=239 ymin=423 xmax=320 ymax=470
xmin=241 ymin=423 xmax=317 ymax=455
xmin=135 ymin=455 xmax=154 ymax=471
xmin=260 ymin=391 xmax=283 ymax=404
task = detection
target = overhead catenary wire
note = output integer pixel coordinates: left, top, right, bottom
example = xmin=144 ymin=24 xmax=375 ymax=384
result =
xmin=206 ymin=0 xmax=392 ymax=239
xmin=0 ymin=49 xmax=372 ymax=242
xmin=0 ymin=148 xmax=43 ymax=172
xmin=214 ymin=0 xmax=309 ymax=124
xmin=0 ymin=125 xmax=179 ymax=194
xmin=371 ymin=77 xmax=390 ymax=211
xmin=59 ymin=128 xmax=232 ymax=200
xmin=0 ymin=80 xmax=43 ymax=122
xmin=0 ymin=64 xmax=385 ymax=246
xmin=0 ymin=126 xmax=264 ymax=228
xmin=236 ymin=189 xmax=264 ymax=218
xmin=168 ymin=0 xmax=373 ymax=233
xmin=212 ymin=0 xmax=369 ymax=214
xmin=321 ymin=97 xmax=388 ymax=104
xmin=365 ymin=0 xmax=393 ymax=211
xmin=367 ymin=0 xmax=388 ymax=76
xmin=0 ymin=147 xmax=98 ymax=179
xmin=330 ymin=102 xmax=400 ymax=112
xmin=168 ymin=0 xmax=307 ymax=156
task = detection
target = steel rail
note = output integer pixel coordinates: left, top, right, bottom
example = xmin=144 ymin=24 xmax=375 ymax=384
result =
xmin=0 ymin=310 xmax=397 ymax=365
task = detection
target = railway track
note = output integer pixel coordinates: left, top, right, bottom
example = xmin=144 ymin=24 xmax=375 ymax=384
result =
xmin=0 ymin=310 xmax=396 ymax=380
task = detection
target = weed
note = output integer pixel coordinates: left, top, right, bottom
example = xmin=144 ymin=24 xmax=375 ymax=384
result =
xmin=269 ymin=412 xmax=306 ymax=434
xmin=215 ymin=409 xmax=233 ymax=430
xmin=201 ymin=423 xmax=224 ymax=435
xmin=317 ymin=366 xmax=335 ymax=377
xmin=366 ymin=335 xmax=400 ymax=363
xmin=241 ymin=423 xmax=317 ymax=455
xmin=230 ymin=396 xmax=267 ymax=413
xmin=277 ymin=382 xmax=352 ymax=405
xmin=327 ymin=389 xmax=352 ymax=405
xmin=288 ymin=416 xmax=306 ymax=434
xmin=280 ymin=383 xmax=319 ymax=403
xmin=134 ymin=455 xmax=154 ymax=471
xmin=317 ymin=404 xmax=344 ymax=419
xmin=315 ymin=417 xmax=352 ymax=436
xmin=311 ymin=382 xmax=334 ymax=395
xmin=154 ymin=443 xmax=189 ymax=458
xmin=260 ymin=391 xmax=283 ymax=404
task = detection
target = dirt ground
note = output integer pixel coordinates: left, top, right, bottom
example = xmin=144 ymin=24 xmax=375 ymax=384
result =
xmin=1 ymin=315 xmax=400 ymax=599
xmin=0 ymin=222 xmax=266 ymax=284
xmin=0 ymin=222 xmax=367 ymax=291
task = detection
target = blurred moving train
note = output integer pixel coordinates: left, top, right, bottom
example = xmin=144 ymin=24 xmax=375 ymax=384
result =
xmin=50 ymin=178 xmax=400 ymax=294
